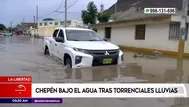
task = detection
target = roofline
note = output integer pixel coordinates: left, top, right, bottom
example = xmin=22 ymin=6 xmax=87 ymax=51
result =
xmin=55 ymin=27 xmax=92 ymax=31
xmin=90 ymin=15 xmax=171 ymax=28
xmin=38 ymin=20 xmax=82 ymax=22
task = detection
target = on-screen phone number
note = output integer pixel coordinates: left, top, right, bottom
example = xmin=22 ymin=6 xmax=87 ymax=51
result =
xmin=144 ymin=8 xmax=176 ymax=14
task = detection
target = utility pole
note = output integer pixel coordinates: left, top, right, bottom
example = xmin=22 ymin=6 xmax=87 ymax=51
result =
xmin=22 ymin=18 xmax=25 ymax=34
xmin=23 ymin=18 xmax=25 ymax=23
xmin=10 ymin=20 xmax=13 ymax=28
xmin=64 ymin=0 xmax=67 ymax=27
xmin=34 ymin=16 xmax=36 ymax=24
xmin=36 ymin=5 xmax=39 ymax=37
xmin=177 ymin=0 xmax=188 ymax=71
xmin=100 ymin=4 xmax=104 ymax=12
xmin=10 ymin=20 xmax=13 ymax=33
xmin=115 ymin=1 xmax=117 ymax=14
xmin=100 ymin=0 xmax=104 ymax=12
xmin=114 ymin=0 xmax=118 ymax=20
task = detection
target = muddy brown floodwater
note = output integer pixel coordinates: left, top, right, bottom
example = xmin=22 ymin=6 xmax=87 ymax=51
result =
xmin=0 ymin=35 xmax=189 ymax=107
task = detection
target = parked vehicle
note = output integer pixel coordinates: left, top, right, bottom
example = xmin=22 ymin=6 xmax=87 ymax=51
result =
xmin=42 ymin=27 xmax=124 ymax=68
xmin=4 ymin=32 xmax=13 ymax=36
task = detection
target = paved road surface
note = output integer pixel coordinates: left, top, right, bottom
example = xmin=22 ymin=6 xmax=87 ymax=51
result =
xmin=0 ymin=35 xmax=189 ymax=107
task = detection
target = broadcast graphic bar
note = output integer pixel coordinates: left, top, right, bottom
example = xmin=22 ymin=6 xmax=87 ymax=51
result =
xmin=0 ymin=76 xmax=32 ymax=82
xmin=0 ymin=98 xmax=63 ymax=104
xmin=1 ymin=76 xmax=189 ymax=99
xmin=32 ymin=83 xmax=189 ymax=98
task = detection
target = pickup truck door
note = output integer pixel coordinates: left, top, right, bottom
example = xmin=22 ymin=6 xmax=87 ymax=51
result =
xmin=49 ymin=29 xmax=59 ymax=56
xmin=55 ymin=29 xmax=65 ymax=59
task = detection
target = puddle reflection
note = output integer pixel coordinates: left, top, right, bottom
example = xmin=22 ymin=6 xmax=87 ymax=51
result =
xmin=52 ymin=62 xmax=189 ymax=84
xmin=51 ymin=62 xmax=189 ymax=107
xmin=61 ymin=64 xmax=146 ymax=83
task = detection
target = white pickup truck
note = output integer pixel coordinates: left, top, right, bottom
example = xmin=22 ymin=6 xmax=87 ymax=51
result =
xmin=42 ymin=27 xmax=124 ymax=68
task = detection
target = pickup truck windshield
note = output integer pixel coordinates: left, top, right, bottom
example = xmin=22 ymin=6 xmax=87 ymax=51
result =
xmin=66 ymin=30 xmax=103 ymax=41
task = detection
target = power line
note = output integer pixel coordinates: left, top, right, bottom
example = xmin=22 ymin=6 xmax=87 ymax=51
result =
xmin=67 ymin=0 xmax=79 ymax=9
xmin=56 ymin=0 xmax=64 ymax=11
xmin=55 ymin=11 xmax=80 ymax=13
xmin=38 ymin=0 xmax=64 ymax=19
xmin=39 ymin=0 xmax=80 ymax=19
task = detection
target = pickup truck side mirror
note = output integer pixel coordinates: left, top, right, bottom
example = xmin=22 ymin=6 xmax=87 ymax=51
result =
xmin=103 ymin=38 xmax=108 ymax=41
xmin=55 ymin=37 xmax=64 ymax=43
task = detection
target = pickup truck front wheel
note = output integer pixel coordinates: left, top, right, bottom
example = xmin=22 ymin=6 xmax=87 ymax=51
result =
xmin=64 ymin=57 xmax=72 ymax=68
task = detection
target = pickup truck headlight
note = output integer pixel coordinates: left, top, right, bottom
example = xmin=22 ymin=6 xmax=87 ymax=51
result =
xmin=73 ymin=48 xmax=89 ymax=54
xmin=121 ymin=54 xmax=124 ymax=61
xmin=75 ymin=56 xmax=82 ymax=64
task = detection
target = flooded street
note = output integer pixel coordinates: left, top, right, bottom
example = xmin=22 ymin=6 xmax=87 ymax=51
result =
xmin=0 ymin=36 xmax=189 ymax=107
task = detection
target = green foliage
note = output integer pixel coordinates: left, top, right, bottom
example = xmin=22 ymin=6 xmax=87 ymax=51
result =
xmin=7 ymin=27 xmax=15 ymax=32
xmin=81 ymin=10 xmax=90 ymax=24
xmin=0 ymin=24 xmax=6 ymax=30
xmin=97 ymin=12 xmax=111 ymax=23
xmin=81 ymin=1 xmax=98 ymax=24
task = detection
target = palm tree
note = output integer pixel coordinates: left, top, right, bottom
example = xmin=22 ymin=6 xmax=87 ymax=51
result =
xmin=81 ymin=1 xmax=98 ymax=25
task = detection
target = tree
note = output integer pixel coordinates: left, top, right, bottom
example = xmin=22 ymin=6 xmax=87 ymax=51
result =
xmin=81 ymin=1 xmax=98 ymax=25
xmin=0 ymin=24 xmax=6 ymax=30
xmin=97 ymin=12 xmax=111 ymax=23
xmin=7 ymin=27 xmax=15 ymax=32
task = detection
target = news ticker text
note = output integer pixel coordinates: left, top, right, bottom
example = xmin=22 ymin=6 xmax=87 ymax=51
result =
xmin=0 ymin=98 xmax=63 ymax=104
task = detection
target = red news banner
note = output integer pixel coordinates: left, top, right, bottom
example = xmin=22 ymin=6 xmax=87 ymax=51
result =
xmin=0 ymin=76 xmax=32 ymax=98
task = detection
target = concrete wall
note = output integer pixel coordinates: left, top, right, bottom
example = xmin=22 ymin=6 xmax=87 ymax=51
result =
xmin=38 ymin=26 xmax=59 ymax=37
xmin=110 ymin=23 xmax=179 ymax=52
xmin=30 ymin=28 xmax=37 ymax=36
xmin=70 ymin=20 xmax=84 ymax=27
xmin=97 ymin=23 xmax=182 ymax=52
xmin=145 ymin=23 xmax=178 ymax=51
xmin=38 ymin=20 xmax=84 ymax=27
xmin=171 ymin=16 xmax=189 ymax=23
xmin=97 ymin=28 xmax=105 ymax=38
xmin=171 ymin=15 xmax=189 ymax=53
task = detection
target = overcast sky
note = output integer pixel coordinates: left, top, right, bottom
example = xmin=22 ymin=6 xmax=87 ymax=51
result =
xmin=0 ymin=0 xmax=116 ymax=27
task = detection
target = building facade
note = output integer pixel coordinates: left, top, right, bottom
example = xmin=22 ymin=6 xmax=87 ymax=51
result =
xmin=29 ymin=20 xmax=84 ymax=37
xmin=38 ymin=20 xmax=83 ymax=28
xmin=91 ymin=16 xmax=189 ymax=57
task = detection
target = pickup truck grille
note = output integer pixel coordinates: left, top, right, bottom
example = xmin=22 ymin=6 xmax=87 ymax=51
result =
xmin=88 ymin=49 xmax=119 ymax=56
xmin=87 ymin=49 xmax=119 ymax=66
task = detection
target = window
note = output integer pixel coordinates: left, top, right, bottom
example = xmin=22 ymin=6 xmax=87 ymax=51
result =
xmin=135 ymin=24 xmax=146 ymax=40
xmin=52 ymin=29 xmax=59 ymax=38
xmin=66 ymin=30 xmax=103 ymax=41
xmin=55 ymin=22 xmax=59 ymax=26
xmin=58 ymin=30 xmax=64 ymax=38
xmin=49 ymin=22 xmax=53 ymax=24
xmin=105 ymin=27 xmax=111 ymax=39
xmin=169 ymin=23 xmax=180 ymax=40
xmin=39 ymin=23 xmax=43 ymax=26
xmin=67 ymin=21 xmax=71 ymax=26
xmin=169 ymin=22 xmax=188 ymax=40
xmin=60 ymin=21 xmax=64 ymax=25
xmin=93 ymin=28 xmax=97 ymax=32
xmin=44 ymin=22 xmax=47 ymax=26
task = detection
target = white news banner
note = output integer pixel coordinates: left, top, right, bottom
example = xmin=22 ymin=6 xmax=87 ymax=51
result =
xmin=32 ymin=83 xmax=189 ymax=98
xmin=144 ymin=8 xmax=176 ymax=14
